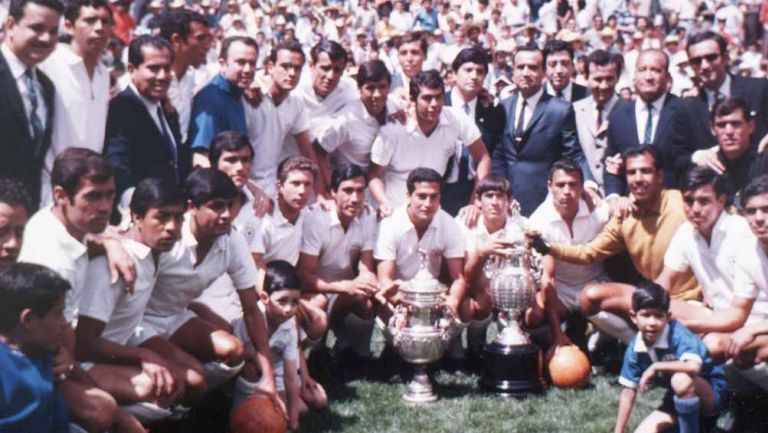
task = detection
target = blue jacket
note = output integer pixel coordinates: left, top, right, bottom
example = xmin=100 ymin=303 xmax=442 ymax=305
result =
xmin=188 ymin=74 xmax=248 ymax=151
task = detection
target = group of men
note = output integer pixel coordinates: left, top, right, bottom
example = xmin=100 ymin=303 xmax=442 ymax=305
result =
xmin=4 ymin=0 xmax=768 ymax=431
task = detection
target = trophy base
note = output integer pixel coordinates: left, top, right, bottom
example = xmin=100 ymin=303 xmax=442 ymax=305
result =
xmin=479 ymin=341 xmax=545 ymax=397
xmin=402 ymin=366 xmax=438 ymax=404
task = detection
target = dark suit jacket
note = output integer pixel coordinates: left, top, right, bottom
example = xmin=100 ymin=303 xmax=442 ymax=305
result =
xmin=675 ymin=75 xmax=768 ymax=168
xmin=604 ymin=93 xmax=684 ymax=195
xmin=104 ymin=87 xmax=186 ymax=197
xmin=571 ymin=83 xmax=590 ymax=102
xmin=491 ymin=91 xmax=590 ymax=216
xmin=0 ymin=52 xmax=54 ymax=208
xmin=444 ymin=90 xmax=506 ymax=158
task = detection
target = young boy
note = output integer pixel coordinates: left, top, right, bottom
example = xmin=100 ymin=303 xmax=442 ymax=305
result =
xmin=615 ymin=281 xmax=728 ymax=433
xmin=0 ymin=263 xmax=71 ymax=432
xmin=232 ymin=260 xmax=327 ymax=431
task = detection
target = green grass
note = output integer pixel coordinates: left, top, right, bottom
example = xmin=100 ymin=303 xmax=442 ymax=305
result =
xmin=300 ymin=371 xmax=664 ymax=433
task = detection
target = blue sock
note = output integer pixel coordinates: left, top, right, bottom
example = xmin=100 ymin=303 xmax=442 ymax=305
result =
xmin=673 ymin=395 xmax=700 ymax=433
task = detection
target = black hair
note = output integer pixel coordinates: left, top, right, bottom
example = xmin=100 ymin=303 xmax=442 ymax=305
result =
xmin=0 ymin=263 xmax=70 ymax=333
xmin=184 ymin=168 xmax=238 ymax=207
xmin=406 ymin=167 xmax=442 ymax=194
xmin=513 ymin=42 xmax=543 ymax=65
xmin=310 ymin=39 xmax=348 ymax=64
xmin=631 ymin=280 xmax=670 ymax=312
xmin=0 ymin=178 xmax=32 ymax=214
xmin=269 ymin=39 xmax=306 ymax=64
xmin=409 ymin=69 xmax=443 ymax=101
xmin=475 ymin=175 xmax=511 ymax=198
xmin=712 ymin=96 xmax=752 ymax=123
xmin=742 ymin=175 xmax=768 ymax=206
xmin=356 ymin=59 xmax=391 ymax=87
xmin=63 ymin=0 xmax=110 ymax=23
xmin=264 ymin=260 xmax=301 ymax=294
xmin=548 ymin=159 xmax=584 ymax=183
xmin=543 ymin=39 xmax=574 ymax=63
xmin=209 ymin=131 xmax=254 ymax=168
xmin=159 ymin=8 xmax=209 ymax=43
xmin=130 ymin=177 xmax=185 ymax=218
xmin=584 ymin=49 xmax=623 ymax=78
xmin=686 ymin=31 xmax=727 ymax=57
xmin=219 ymin=35 xmax=258 ymax=60
xmin=128 ymin=34 xmax=173 ymax=67
xmin=451 ymin=46 xmax=489 ymax=74
xmin=51 ymin=148 xmax=113 ymax=200
xmin=680 ymin=166 xmax=727 ymax=197
xmin=623 ymin=145 xmax=662 ymax=171
xmin=330 ymin=164 xmax=366 ymax=191
xmin=395 ymin=31 xmax=428 ymax=55
xmin=9 ymin=0 xmax=63 ymax=21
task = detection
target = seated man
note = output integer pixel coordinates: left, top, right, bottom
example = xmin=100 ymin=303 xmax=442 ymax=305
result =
xmin=375 ymin=168 xmax=469 ymax=320
xmin=530 ymin=146 xmax=699 ymax=323
xmin=297 ymin=165 xmax=379 ymax=358
xmin=76 ymin=178 xmax=206 ymax=415
xmin=655 ymin=167 xmax=766 ymax=362
xmin=135 ymin=169 xmax=275 ymax=399
xmin=0 ymin=179 xmax=31 ymax=270
xmin=528 ymin=160 xmax=635 ymax=347
xmin=0 ymin=263 xmax=71 ymax=433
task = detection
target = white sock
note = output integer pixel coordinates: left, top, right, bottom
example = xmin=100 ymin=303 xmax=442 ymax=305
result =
xmin=467 ymin=316 xmax=491 ymax=348
xmin=204 ymin=360 xmax=244 ymax=389
xmin=588 ymin=312 xmax=635 ymax=344
xmin=120 ymin=402 xmax=172 ymax=424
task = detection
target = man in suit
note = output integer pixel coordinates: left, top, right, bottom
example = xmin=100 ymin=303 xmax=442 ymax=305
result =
xmin=543 ymin=39 xmax=589 ymax=103
xmin=603 ymin=49 xmax=686 ymax=199
xmin=0 ymin=0 xmax=62 ymax=209
xmin=680 ymin=31 xmax=768 ymax=171
xmin=573 ymin=50 xmax=624 ymax=194
xmin=491 ymin=43 xmax=591 ymax=217
xmin=104 ymin=35 xmax=185 ymax=215
xmin=443 ymin=46 xmax=506 ymax=215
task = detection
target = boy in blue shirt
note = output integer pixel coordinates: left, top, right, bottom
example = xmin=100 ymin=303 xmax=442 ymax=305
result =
xmin=615 ymin=281 xmax=728 ymax=433
xmin=0 ymin=263 xmax=71 ymax=432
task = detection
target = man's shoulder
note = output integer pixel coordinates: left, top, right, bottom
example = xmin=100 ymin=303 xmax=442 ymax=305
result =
xmin=110 ymin=87 xmax=142 ymax=109
xmin=572 ymin=97 xmax=592 ymax=111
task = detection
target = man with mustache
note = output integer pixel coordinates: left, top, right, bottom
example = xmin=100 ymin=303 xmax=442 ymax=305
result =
xmin=0 ymin=0 xmax=62 ymax=209
xmin=104 ymin=35 xmax=185 ymax=217
xmin=38 ymin=0 xmax=113 ymax=208
xmin=529 ymin=147 xmax=700 ymax=322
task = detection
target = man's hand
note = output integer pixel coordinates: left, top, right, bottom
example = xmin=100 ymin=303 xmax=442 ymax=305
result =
xmin=476 ymin=234 xmax=518 ymax=258
xmin=192 ymin=151 xmax=211 ymax=168
xmin=377 ymin=202 xmax=394 ymax=220
xmin=245 ymin=180 xmax=274 ymax=217
xmin=244 ymin=81 xmax=263 ymax=107
xmin=638 ymin=365 xmax=656 ymax=393
xmin=727 ymin=327 xmax=757 ymax=361
xmin=457 ymin=203 xmax=482 ymax=228
xmin=102 ymin=237 xmax=136 ymax=293
xmin=692 ymin=147 xmax=725 ymax=174
xmin=605 ymin=195 xmax=636 ymax=219
xmin=582 ymin=187 xmax=602 ymax=212
xmin=139 ymin=349 xmax=175 ymax=397
xmin=337 ymin=279 xmax=378 ymax=297
xmin=525 ymin=231 xmax=550 ymax=255
xmin=442 ymin=294 xmax=461 ymax=318
xmin=288 ymin=401 xmax=301 ymax=430
xmin=53 ymin=347 xmax=76 ymax=382
xmin=387 ymin=108 xmax=408 ymax=124
xmin=605 ymin=153 xmax=623 ymax=176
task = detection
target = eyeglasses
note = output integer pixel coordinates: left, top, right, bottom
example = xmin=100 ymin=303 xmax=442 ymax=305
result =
xmin=689 ymin=53 xmax=720 ymax=66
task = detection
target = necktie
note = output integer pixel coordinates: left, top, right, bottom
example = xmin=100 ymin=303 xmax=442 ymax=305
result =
xmin=596 ymin=105 xmax=604 ymax=132
xmin=711 ymin=91 xmax=724 ymax=113
xmin=459 ymin=103 xmax=471 ymax=181
xmin=23 ymin=70 xmax=44 ymax=156
xmin=515 ymin=99 xmax=527 ymax=150
xmin=643 ymin=103 xmax=654 ymax=145
xmin=556 ymin=89 xmax=565 ymax=100
xmin=157 ymin=106 xmax=178 ymax=182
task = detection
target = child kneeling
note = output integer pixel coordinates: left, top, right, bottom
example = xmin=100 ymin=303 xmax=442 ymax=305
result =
xmin=615 ymin=281 xmax=728 ymax=433
xmin=232 ymin=260 xmax=327 ymax=430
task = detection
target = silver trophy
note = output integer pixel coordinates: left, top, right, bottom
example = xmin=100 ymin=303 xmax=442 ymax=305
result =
xmin=387 ymin=251 xmax=458 ymax=404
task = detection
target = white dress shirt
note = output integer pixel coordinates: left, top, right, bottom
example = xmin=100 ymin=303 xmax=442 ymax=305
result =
xmin=39 ymin=44 xmax=110 ymax=207
xmin=634 ymin=93 xmax=667 ymax=145
xmin=167 ymin=67 xmax=195 ymax=142
xmin=704 ymin=74 xmax=731 ymax=111
xmin=546 ymin=80 xmax=574 ymax=102
xmin=513 ymin=87 xmax=544 ymax=132
xmin=1 ymin=44 xmax=47 ymax=137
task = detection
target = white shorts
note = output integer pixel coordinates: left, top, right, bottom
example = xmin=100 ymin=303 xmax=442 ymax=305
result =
xmin=556 ymin=277 xmax=609 ymax=313
xmin=129 ymin=309 xmax=198 ymax=346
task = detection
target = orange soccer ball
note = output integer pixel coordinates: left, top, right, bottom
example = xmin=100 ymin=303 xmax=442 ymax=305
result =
xmin=230 ymin=395 xmax=287 ymax=433
xmin=548 ymin=345 xmax=591 ymax=389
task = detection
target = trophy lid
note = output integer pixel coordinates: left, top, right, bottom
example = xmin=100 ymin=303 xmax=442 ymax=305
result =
xmin=400 ymin=250 xmax=446 ymax=296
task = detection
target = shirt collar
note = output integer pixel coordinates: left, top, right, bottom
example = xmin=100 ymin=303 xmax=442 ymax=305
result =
xmin=123 ymin=238 xmax=153 ymax=260
xmin=706 ymin=74 xmax=731 ymax=99
xmin=396 ymin=205 xmax=440 ymax=234
xmin=42 ymin=206 xmax=89 ymax=259
xmin=634 ymin=324 xmax=670 ymax=352
xmin=406 ymin=107 xmax=451 ymax=134
xmin=521 ymin=86 xmax=544 ymax=107
xmin=450 ymin=90 xmax=478 ymax=113
xmin=128 ymin=82 xmax=160 ymax=112
xmin=640 ymin=92 xmax=666 ymax=112
xmin=57 ymin=44 xmax=104 ymax=77
xmin=547 ymin=80 xmax=572 ymax=100
xmin=2 ymin=43 xmax=31 ymax=80
xmin=213 ymin=73 xmax=242 ymax=96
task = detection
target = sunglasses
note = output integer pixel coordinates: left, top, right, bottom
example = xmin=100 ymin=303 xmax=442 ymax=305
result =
xmin=689 ymin=53 xmax=720 ymax=66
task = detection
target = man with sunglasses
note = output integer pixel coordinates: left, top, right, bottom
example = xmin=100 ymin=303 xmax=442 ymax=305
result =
xmin=679 ymin=31 xmax=768 ymax=173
